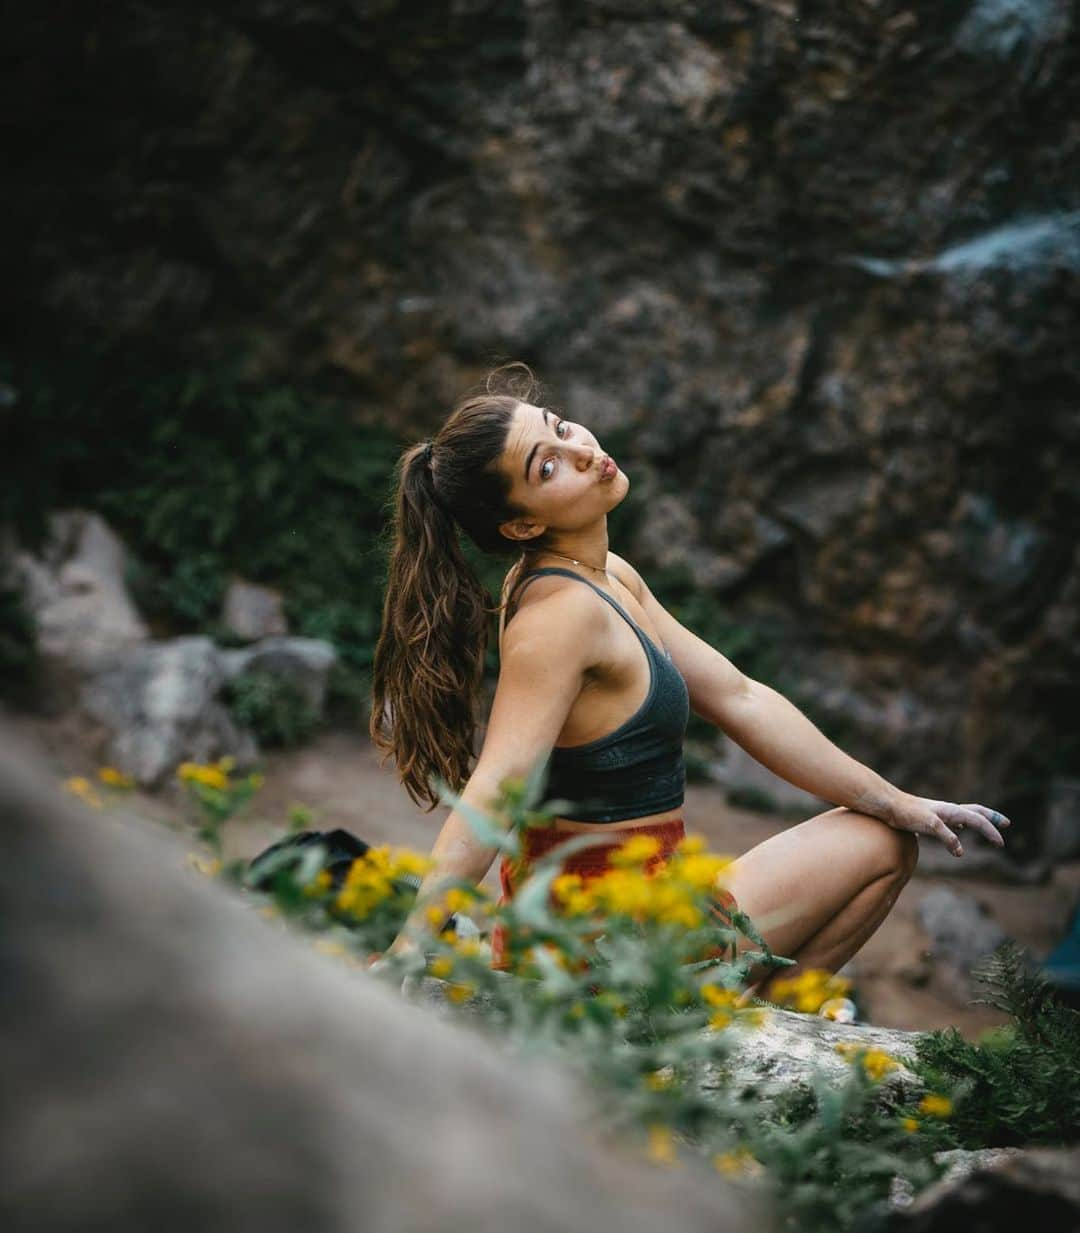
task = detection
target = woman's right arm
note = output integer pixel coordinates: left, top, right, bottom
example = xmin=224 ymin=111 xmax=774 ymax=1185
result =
xmin=383 ymin=583 xmax=607 ymax=956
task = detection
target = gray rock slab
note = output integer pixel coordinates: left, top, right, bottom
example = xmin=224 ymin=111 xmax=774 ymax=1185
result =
xmin=0 ymin=724 xmax=764 ymax=1233
xmin=220 ymin=636 xmax=338 ymax=712
xmin=222 ymin=577 xmax=289 ymax=641
xmin=80 ymin=635 xmax=258 ymax=786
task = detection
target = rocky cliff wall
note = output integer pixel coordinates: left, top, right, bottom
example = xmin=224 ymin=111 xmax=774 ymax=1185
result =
xmin=6 ymin=1 xmax=1079 ymax=828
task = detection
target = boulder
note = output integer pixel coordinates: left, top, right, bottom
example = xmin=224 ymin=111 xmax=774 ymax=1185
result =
xmin=220 ymin=636 xmax=338 ymax=713
xmin=917 ymin=886 xmax=1011 ymax=1000
xmin=1043 ymin=777 xmax=1080 ymax=864
xmin=1 ymin=509 xmax=148 ymax=688
xmin=882 ymin=1145 xmax=1080 ymax=1232
xmin=420 ymin=975 xmax=926 ymax=1106
xmin=80 ymin=635 xmax=258 ymax=787
xmin=0 ymin=724 xmax=763 ymax=1233
xmin=222 ymin=578 xmax=289 ymax=641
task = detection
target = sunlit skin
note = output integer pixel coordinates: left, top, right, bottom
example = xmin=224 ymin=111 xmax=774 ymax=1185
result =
xmin=385 ymin=399 xmax=1012 ymax=994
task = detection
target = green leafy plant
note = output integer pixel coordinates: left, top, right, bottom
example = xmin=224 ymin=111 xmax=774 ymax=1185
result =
xmin=913 ymin=940 xmax=1080 ymax=1148
xmin=221 ymin=669 xmax=322 ymax=749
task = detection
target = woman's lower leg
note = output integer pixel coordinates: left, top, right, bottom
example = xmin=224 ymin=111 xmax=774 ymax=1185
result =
xmin=751 ymin=864 xmax=911 ymax=998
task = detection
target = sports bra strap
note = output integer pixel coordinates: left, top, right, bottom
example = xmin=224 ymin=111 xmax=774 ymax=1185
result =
xmin=504 ymin=566 xmax=655 ymax=651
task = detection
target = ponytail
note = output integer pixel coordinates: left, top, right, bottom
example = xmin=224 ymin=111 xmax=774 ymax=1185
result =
xmin=370 ymin=365 xmax=544 ymax=809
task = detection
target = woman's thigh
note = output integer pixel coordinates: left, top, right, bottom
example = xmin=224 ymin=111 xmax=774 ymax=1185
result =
xmin=722 ymin=806 xmax=918 ymax=961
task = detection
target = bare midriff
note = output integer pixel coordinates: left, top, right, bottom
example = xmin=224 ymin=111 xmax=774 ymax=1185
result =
xmin=548 ymin=804 xmax=684 ymax=833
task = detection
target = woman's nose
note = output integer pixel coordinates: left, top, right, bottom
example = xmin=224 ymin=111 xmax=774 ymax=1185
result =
xmin=574 ymin=444 xmax=595 ymax=469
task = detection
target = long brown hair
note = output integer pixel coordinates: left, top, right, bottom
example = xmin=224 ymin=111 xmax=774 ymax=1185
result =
xmin=370 ymin=362 xmax=550 ymax=809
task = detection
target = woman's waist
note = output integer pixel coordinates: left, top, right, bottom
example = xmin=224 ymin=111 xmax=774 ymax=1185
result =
xmin=545 ymin=805 xmax=684 ymax=833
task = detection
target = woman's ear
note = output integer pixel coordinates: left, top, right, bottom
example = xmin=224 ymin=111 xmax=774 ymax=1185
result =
xmin=498 ymin=517 xmax=547 ymax=543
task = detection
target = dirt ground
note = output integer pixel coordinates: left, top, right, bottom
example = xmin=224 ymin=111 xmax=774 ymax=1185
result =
xmin=20 ymin=714 xmax=1080 ymax=1041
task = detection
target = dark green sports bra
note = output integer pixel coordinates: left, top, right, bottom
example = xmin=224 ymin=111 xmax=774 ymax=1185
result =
xmin=504 ymin=567 xmax=690 ymax=823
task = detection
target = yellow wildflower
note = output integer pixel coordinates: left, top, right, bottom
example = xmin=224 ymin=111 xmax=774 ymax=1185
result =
xmin=187 ymin=854 xmax=222 ymax=878
xmin=63 ymin=776 xmax=105 ymax=808
xmin=303 ymin=869 xmax=333 ymax=898
xmin=611 ymin=834 xmax=662 ymax=866
xmin=216 ymin=756 xmax=236 ymax=773
xmin=453 ymin=937 xmax=482 ymax=960
xmin=676 ymin=833 xmax=707 ymax=855
xmin=552 ymin=872 xmax=584 ymax=901
xmin=177 ymin=763 xmax=229 ymax=790
xmin=834 ymin=1041 xmax=900 ymax=1080
xmin=918 ymin=1094 xmax=953 ymax=1118
xmin=647 ymin=1124 xmax=676 ymax=1166
xmin=771 ymin=968 xmax=853 ymax=1014
xmin=674 ymin=852 xmax=734 ymax=893
xmin=429 ymin=956 xmax=455 ymax=979
xmin=861 ymin=1049 xmax=900 ymax=1081
xmin=712 ymin=1148 xmax=762 ymax=1177
xmin=644 ymin=1069 xmax=673 ymax=1091
xmin=444 ymin=887 xmax=474 ymax=914
xmin=97 ymin=766 xmax=134 ymax=789
xmin=392 ymin=849 xmax=434 ymax=879
xmin=902 ymin=1117 xmax=919 ymax=1133
xmin=702 ymin=985 xmax=740 ymax=1010
xmin=424 ymin=904 xmax=448 ymax=929
xmin=445 ymin=982 xmax=474 ymax=1004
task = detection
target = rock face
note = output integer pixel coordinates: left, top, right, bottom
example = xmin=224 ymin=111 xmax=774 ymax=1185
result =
xmin=80 ymin=634 xmax=260 ymax=786
xmin=6 ymin=3 xmax=1080 ymax=828
xmin=917 ymin=886 xmax=1010 ymax=992
xmin=81 ymin=633 xmax=338 ymax=785
xmin=0 ymin=724 xmax=763 ymax=1233
xmin=421 ymin=974 xmax=926 ymax=1104
xmin=222 ymin=578 xmax=289 ymax=641
xmin=882 ymin=1145 xmax=1080 ymax=1232
xmin=1 ymin=510 xmax=149 ymax=685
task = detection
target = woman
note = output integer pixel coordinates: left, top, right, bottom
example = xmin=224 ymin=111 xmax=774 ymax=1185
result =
xmin=370 ymin=363 xmax=1011 ymax=988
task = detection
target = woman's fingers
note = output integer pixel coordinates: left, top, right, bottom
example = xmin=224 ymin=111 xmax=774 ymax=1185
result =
xmin=960 ymin=804 xmax=1012 ymax=830
xmin=926 ymin=815 xmax=963 ymax=856
xmin=939 ymin=802 xmax=1007 ymax=848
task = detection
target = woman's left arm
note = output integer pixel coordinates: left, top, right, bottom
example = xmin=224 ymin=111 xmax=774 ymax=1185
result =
xmin=611 ymin=553 xmax=1012 ymax=856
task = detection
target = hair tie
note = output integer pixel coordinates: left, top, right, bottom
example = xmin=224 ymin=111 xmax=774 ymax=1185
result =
xmin=422 ymin=441 xmax=434 ymax=467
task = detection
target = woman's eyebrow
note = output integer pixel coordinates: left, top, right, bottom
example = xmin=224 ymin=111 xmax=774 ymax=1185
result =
xmin=524 ymin=407 xmax=552 ymax=481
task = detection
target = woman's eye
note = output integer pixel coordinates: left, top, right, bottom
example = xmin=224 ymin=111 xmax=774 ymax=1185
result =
xmin=540 ymin=458 xmax=555 ymax=480
xmin=556 ymin=420 xmax=570 ymax=437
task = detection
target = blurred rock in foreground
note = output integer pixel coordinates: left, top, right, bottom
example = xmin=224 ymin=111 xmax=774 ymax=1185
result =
xmin=0 ymin=723 xmax=761 ymax=1233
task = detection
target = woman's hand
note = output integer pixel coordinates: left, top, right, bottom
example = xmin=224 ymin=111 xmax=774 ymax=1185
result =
xmin=885 ymin=793 xmax=1012 ymax=856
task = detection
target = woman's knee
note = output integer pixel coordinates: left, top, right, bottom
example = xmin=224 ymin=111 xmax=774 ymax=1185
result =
xmin=866 ymin=813 xmax=918 ymax=881
xmin=833 ymin=808 xmax=919 ymax=882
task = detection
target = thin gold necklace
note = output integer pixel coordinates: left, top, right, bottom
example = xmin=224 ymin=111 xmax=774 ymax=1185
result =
xmin=524 ymin=548 xmax=610 ymax=578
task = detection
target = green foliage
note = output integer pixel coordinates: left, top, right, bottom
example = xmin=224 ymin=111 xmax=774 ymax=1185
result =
xmin=0 ymin=583 xmax=38 ymax=702
xmin=220 ymin=669 xmax=322 ymax=749
xmin=731 ymin=1066 xmax=943 ymax=1233
xmin=913 ymin=941 xmax=1080 ymax=1148
xmin=3 ymin=346 xmax=402 ymax=721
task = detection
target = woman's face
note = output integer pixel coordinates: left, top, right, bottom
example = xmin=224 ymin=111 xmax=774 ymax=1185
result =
xmin=496 ymin=401 xmax=629 ymax=541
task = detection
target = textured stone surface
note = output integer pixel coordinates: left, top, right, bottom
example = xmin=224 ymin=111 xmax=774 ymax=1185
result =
xmin=917 ymin=886 xmax=1010 ymax=977
xmin=220 ymin=636 xmax=338 ymax=712
xmin=2 ymin=509 xmax=148 ymax=679
xmin=6 ymin=2 xmax=1080 ymax=831
xmin=882 ymin=1145 xmax=1080 ymax=1231
xmin=80 ymin=635 xmax=259 ymax=786
xmin=222 ymin=577 xmax=289 ymax=641
xmin=0 ymin=724 xmax=762 ymax=1233
xmin=421 ymin=973 xmax=926 ymax=1103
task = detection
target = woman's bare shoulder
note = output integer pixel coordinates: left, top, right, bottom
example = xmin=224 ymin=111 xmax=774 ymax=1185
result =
xmin=498 ymin=565 xmax=610 ymax=658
